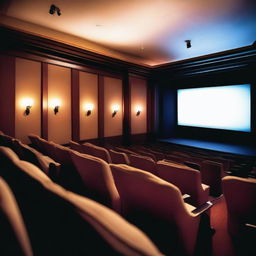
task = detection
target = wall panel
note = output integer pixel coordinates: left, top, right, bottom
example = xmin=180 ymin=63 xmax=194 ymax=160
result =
xmin=48 ymin=64 xmax=71 ymax=144
xmin=0 ymin=54 xmax=15 ymax=136
xmin=15 ymin=58 xmax=41 ymax=143
xmin=79 ymin=71 xmax=98 ymax=140
xmin=130 ymin=77 xmax=147 ymax=134
xmin=104 ymin=77 xmax=123 ymax=137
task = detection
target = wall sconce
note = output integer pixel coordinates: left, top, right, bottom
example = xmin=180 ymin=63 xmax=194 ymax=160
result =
xmin=112 ymin=104 xmax=120 ymax=117
xmin=49 ymin=99 xmax=61 ymax=115
xmin=54 ymin=105 xmax=59 ymax=115
xmin=135 ymin=105 xmax=142 ymax=116
xmin=84 ymin=103 xmax=94 ymax=116
xmin=21 ymin=98 xmax=34 ymax=116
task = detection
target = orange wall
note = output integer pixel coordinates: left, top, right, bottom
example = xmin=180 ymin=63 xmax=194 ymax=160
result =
xmin=79 ymin=71 xmax=98 ymax=140
xmin=48 ymin=64 xmax=71 ymax=144
xmin=15 ymin=58 xmax=41 ymax=143
xmin=130 ymin=77 xmax=147 ymax=134
xmin=104 ymin=76 xmax=123 ymax=137
xmin=1 ymin=54 xmax=150 ymax=145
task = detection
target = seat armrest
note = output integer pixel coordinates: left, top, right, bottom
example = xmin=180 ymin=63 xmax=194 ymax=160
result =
xmin=245 ymin=223 xmax=256 ymax=229
xmin=191 ymin=201 xmax=213 ymax=216
xmin=182 ymin=194 xmax=191 ymax=199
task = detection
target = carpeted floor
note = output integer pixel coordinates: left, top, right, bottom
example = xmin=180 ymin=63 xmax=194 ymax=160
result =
xmin=210 ymin=196 xmax=255 ymax=256
xmin=210 ymin=196 xmax=237 ymax=256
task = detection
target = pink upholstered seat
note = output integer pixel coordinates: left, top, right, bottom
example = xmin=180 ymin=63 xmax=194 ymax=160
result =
xmin=81 ymin=142 xmax=94 ymax=155
xmin=222 ymin=176 xmax=256 ymax=237
xmin=156 ymin=160 xmax=209 ymax=207
xmin=70 ymin=150 xmax=120 ymax=212
xmin=109 ymin=149 xmax=130 ymax=165
xmin=28 ymin=134 xmax=41 ymax=149
xmin=115 ymin=146 xmax=137 ymax=155
xmin=69 ymin=140 xmax=84 ymax=154
xmin=0 ymin=177 xmax=33 ymax=256
xmin=12 ymin=139 xmax=60 ymax=178
xmin=201 ymin=160 xmax=223 ymax=196
xmin=90 ymin=144 xmax=112 ymax=163
xmin=1 ymin=148 xmax=163 ymax=256
xmin=48 ymin=183 xmax=164 ymax=256
xmin=128 ymin=154 xmax=157 ymax=175
xmin=110 ymin=164 xmax=212 ymax=256
xmin=131 ymin=147 xmax=158 ymax=162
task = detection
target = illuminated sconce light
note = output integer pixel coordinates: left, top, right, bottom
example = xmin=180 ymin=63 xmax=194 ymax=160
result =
xmin=84 ymin=103 xmax=94 ymax=116
xmin=21 ymin=98 xmax=34 ymax=116
xmin=112 ymin=104 xmax=120 ymax=117
xmin=135 ymin=105 xmax=142 ymax=116
xmin=49 ymin=99 xmax=61 ymax=115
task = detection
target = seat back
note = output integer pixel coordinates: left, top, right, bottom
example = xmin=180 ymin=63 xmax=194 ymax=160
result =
xmin=129 ymin=154 xmax=157 ymax=175
xmin=27 ymin=134 xmax=41 ymax=150
xmin=70 ymin=151 xmax=120 ymax=212
xmin=201 ymin=160 xmax=222 ymax=196
xmin=110 ymin=164 xmax=200 ymax=256
xmin=48 ymin=183 xmax=164 ymax=256
xmin=0 ymin=177 xmax=33 ymax=256
xmin=109 ymin=149 xmax=130 ymax=165
xmin=1 ymin=149 xmax=163 ymax=256
xmin=81 ymin=142 xmax=95 ymax=155
xmin=156 ymin=160 xmax=209 ymax=207
xmin=69 ymin=140 xmax=84 ymax=154
xmin=90 ymin=144 xmax=112 ymax=163
xmin=222 ymin=176 xmax=256 ymax=237
xmin=12 ymin=140 xmax=60 ymax=179
xmin=0 ymin=133 xmax=15 ymax=148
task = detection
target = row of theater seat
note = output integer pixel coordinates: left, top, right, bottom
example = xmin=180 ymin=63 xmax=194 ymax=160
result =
xmin=1 ymin=132 xmax=214 ymax=256
xmin=68 ymin=140 xmax=210 ymax=207
xmin=129 ymin=142 xmax=256 ymax=178
xmin=1 ymin=131 xmax=255 ymax=255
xmin=69 ymin=139 xmax=223 ymax=198
xmin=0 ymin=132 xmax=164 ymax=256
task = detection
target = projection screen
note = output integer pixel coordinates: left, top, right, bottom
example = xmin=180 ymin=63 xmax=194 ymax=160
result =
xmin=177 ymin=84 xmax=251 ymax=132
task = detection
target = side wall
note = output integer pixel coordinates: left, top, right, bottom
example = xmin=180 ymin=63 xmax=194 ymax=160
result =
xmin=0 ymin=53 xmax=151 ymax=145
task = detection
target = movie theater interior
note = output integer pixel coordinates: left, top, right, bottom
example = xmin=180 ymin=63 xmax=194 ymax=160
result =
xmin=0 ymin=1 xmax=255 ymax=255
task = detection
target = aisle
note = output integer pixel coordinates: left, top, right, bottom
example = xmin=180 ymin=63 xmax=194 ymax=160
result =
xmin=210 ymin=196 xmax=237 ymax=256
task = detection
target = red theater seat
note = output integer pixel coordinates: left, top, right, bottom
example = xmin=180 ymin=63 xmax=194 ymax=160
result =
xmin=222 ymin=176 xmax=256 ymax=237
xmin=110 ymin=164 xmax=212 ymax=256
xmin=0 ymin=177 xmax=33 ymax=256
xmin=70 ymin=150 xmax=120 ymax=212
xmin=128 ymin=154 xmax=157 ymax=175
xmin=109 ymin=149 xmax=130 ymax=165
xmin=156 ymin=160 xmax=210 ymax=207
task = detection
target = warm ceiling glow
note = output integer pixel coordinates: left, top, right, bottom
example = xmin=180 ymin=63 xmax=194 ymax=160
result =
xmin=21 ymin=98 xmax=34 ymax=108
xmin=49 ymin=98 xmax=61 ymax=108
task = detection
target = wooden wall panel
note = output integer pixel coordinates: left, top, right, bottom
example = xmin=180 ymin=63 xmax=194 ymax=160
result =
xmin=104 ymin=76 xmax=123 ymax=137
xmin=130 ymin=77 xmax=147 ymax=135
xmin=79 ymin=71 xmax=98 ymax=140
xmin=0 ymin=54 xmax=15 ymax=136
xmin=48 ymin=64 xmax=71 ymax=144
xmin=15 ymin=58 xmax=41 ymax=143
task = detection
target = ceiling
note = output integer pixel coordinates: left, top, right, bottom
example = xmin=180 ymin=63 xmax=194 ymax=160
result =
xmin=0 ymin=0 xmax=255 ymax=66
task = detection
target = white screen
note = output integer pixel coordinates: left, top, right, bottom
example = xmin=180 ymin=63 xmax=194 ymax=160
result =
xmin=177 ymin=84 xmax=251 ymax=132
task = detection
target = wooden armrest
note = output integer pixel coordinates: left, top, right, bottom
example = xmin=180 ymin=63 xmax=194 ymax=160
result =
xmin=191 ymin=201 xmax=213 ymax=216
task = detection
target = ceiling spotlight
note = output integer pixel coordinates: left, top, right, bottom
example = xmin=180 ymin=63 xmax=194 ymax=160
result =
xmin=185 ymin=40 xmax=191 ymax=48
xmin=49 ymin=4 xmax=61 ymax=16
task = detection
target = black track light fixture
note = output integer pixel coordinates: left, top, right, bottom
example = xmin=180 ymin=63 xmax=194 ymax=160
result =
xmin=185 ymin=40 xmax=191 ymax=48
xmin=49 ymin=4 xmax=61 ymax=16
